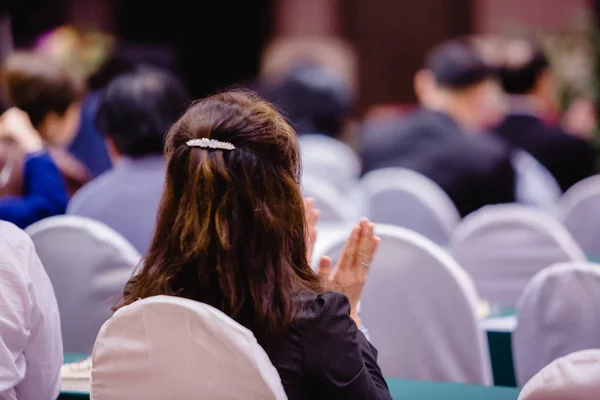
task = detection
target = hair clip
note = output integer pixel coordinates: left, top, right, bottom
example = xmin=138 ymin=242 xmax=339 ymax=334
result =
xmin=186 ymin=138 xmax=235 ymax=151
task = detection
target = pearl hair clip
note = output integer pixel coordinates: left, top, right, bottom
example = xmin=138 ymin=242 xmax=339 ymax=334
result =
xmin=186 ymin=138 xmax=235 ymax=151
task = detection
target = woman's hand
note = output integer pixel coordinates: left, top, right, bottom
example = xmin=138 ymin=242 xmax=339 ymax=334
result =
xmin=318 ymin=218 xmax=380 ymax=328
xmin=304 ymin=198 xmax=320 ymax=264
xmin=0 ymin=108 xmax=43 ymax=153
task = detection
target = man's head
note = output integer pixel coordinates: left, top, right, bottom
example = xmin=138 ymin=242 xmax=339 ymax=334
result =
xmin=500 ymin=39 xmax=554 ymax=105
xmin=96 ymin=67 xmax=189 ymax=161
xmin=414 ymin=39 xmax=494 ymax=129
xmin=1 ymin=51 xmax=84 ymax=147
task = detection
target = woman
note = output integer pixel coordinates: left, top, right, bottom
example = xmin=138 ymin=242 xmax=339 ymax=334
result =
xmin=117 ymin=91 xmax=391 ymax=399
xmin=2 ymin=51 xmax=90 ymax=195
xmin=0 ymin=108 xmax=68 ymax=228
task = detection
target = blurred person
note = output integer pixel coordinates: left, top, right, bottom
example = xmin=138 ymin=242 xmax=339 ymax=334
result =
xmin=0 ymin=108 xmax=68 ymax=228
xmin=116 ymin=91 xmax=391 ymax=399
xmin=0 ymin=221 xmax=62 ymax=400
xmin=68 ymin=67 xmax=190 ymax=254
xmin=1 ymin=51 xmax=90 ymax=195
xmin=361 ymin=39 xmax=515 ymax=217
xmin=495 ymin=39 xmax=595 ymax=192
xmin=261 ymin=62 xmax=353 ymax=140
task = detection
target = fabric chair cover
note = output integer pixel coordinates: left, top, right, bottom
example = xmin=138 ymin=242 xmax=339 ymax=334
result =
xmin=511 ymin=149 xmax=561 ymax=213
xmin=91 ymin=296 xmax=287 ymax=400
xmin=302 ymin=173 xmax=358 ymax=223
xmin=518 ymin=349 xmax=600 ymax=400
xmin=557 ymin=174 xmax=600 ymax=256
xmin=361 ymin=168 xmax=460 ymax=244
xmin=298 ymin=134 xmax=361 ymax=193
xmin=26 ymin=216 xmax=141 ymax=353
xmin=451 ymin=204 xmax=585 ymax=307
xmin=513 ymin=262 xmax=600 ymax=386
xmin=315 ymin=224 xmax=492 ymax=384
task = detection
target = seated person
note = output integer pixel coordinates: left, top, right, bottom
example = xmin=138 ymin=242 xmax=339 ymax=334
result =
xmin=0 ymin=108 xmax=68 ymax=228
xmin=115 ymin=91 xmax=391 ymax=399
xmin=361 ymin=39 xmax=516 ymax=217
xmin=0 ymin=221 xmax=62 ymax=400
xmin=68 ymin=67 xmax=190 ymax=254
xmin=1 ymin=51 xmax=90 ymax=195
xmin=494 ymin=39 xmax=595 ymax=192
xmin=261 ymin=62 xmax=353 ymax=140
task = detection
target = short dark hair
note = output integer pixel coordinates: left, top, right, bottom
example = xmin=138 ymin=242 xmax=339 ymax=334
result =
xmin=96 ymin=67 xmax=190 ymax=157
xmin=499 ymin=41 xmax=549 ymax=95
xmin=425 ymin=40 xmax=490 ymax=89
xmin=261 ymin=62 xmax=352 ymax=138
xmin=1 ymin=51 xmax=84 ymax=128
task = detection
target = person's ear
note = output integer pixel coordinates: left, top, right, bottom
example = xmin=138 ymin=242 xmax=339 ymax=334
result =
xmin=105 ymin=137 xmax=121 ymax=164
xmin=414 ymin=69 xmax=437 ymax=107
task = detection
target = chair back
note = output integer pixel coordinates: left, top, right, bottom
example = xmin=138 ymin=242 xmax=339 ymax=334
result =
xmin=557 ymin=175 xmax=600 ymax=256
xmin=26 ymin=216 xmax=141 ymax=353
xmin=513 ymin=262 xmax=600 ymax=386
xmin=299 ymin=134 xmax=360 ymax=193
xmin=302 ymin=173 xmax=357 ymax=223
xmin=316 ymin=224 xmax=492 ymax=384
xmin=518 ymin=349 xmax=600 ymax=400
xmin=91 ymin=296 xmax=287 ymax=400
xmin=451 ymin=204 xmax=585 ymax=306
xmin=361 ymin=168 xmax=460 ymax=244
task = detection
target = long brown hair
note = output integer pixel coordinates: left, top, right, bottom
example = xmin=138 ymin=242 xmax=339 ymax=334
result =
xmin=117 ymin=90 xmax=322 ymax=348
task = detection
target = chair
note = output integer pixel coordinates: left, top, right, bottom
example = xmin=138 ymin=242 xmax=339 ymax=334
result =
xmin=513 ymin=262 xmax=600 ymax=386
xmin=451 ymin=204 xmax=585 ymax=307
xmin=557 ymin=175 xmax=600 ymax=256
xmin=360 ymin=168 xmax=460 ymax=244
xmin=315 ymin=224 xmax=492 ymax=384
xmin=91 ymin=296 xmax=287 ymax=400
xmin=298 ymin=134 xmax=361 ymax=193
xmin=302 ymin=173 xmax=358 ymax=223
xmin=511 ymin=149 xmax=561 ymax=213
xmin=26 ymin=216 xmax=141 ymax=353
xmin=518 ymin=349 xmax=600 ymax=400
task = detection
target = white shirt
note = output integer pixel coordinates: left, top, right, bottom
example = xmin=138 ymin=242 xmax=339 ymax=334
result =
xmin=0 ymin=222 xmax=62 ymax=400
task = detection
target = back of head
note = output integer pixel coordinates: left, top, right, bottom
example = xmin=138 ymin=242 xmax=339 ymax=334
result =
xmin=500 ymin=40 xmax=549 ymax=95
xmin=119 ymin=91 xmax=320 ymax=348
xmin=1 ymin=51 xmax=84 ymax=129
xmin=96 ymin=67 xmax=190 ymax=158
xmin=425 ymin=40 xmax=490 ymax=90
xmin=262 ymin=62 xmax=352 ymax=138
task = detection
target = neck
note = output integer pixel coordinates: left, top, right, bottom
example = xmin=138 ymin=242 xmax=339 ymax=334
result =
xmin=428 ymin=92 xmax=478 ymax=131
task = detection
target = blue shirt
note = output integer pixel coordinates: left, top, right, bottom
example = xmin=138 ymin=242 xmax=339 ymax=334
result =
xmin=67 ymin=155 xmax=166 ymax=254
xmin=0 ymin=152 xmax=68 ymax=229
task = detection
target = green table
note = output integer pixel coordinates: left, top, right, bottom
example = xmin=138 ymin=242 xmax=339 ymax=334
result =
xmin=59 ymin=354 xmax=89 ymax=400
xmin=484 ymin=306 xmax=517 ymax=387
xmin=386 ymin=379 xmax=520 ymax=399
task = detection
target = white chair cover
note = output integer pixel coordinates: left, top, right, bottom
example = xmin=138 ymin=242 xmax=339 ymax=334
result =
xmin=315 ymin=224 xmax=492 ymax=384
xmin=518 ymin=349 xmax=600 ymax=400
xmin=302 ymin=173 xmax=358 ymax=223
xmin=360 ymin=168 xmax=460 ymax=244
xmin=557 ymin=175 xmax=600 ymax=256
xmin=512 ymin=149 xmax=561 ymax=213
xmin=513 ymin=262 xmax=600 ymax=386
xmin=91 ymin=296 xmax=287 ymax=400
xmin=298 ymin=134 xmax=361 ymax=193
xmin=26 ymin=216 xmax=141 ymax=354
xmin=451 ymin=204 xmax=585 ymax=306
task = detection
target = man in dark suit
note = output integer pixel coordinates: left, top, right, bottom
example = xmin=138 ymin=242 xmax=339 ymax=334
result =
xmin=494 ymin=40 xmax=595 ymax=192
xmin=361 ymin=40 xmax=515 ymax=217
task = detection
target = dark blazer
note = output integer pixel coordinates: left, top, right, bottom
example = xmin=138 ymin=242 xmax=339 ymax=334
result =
xmin=494 ymin=114 xmax=595 ymax=192
xmin=361 ymin=108 xmax=516 ymax=217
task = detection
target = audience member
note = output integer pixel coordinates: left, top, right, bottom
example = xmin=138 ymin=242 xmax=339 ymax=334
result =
xmin=261 ymin=62 xmax=352 ymax=139
xmin=115 ymin=91 xmax=391 ymax=399
xmin=0 ymin=221 xmax=62 ymax=400
xmin=68 ymin=67 xmax=189 ymax=254
xmin=1 ymin=51 xmax=90 ymax=195
xmin=495 ymin=39 xmax=595 ymax=192
xmin=361 ymin=40 xmax=515 ymax=217
xmin=0 ymin=108 xmax=68 ymax=228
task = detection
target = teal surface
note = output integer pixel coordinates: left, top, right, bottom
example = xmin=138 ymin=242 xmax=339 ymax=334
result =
xmin=386 ymin=379 xmax=520 ymax=400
